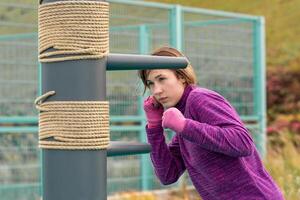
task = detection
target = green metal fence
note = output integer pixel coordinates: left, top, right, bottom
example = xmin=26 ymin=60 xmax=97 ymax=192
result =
xmin=0 ymin=0 xmax=266 ymax=199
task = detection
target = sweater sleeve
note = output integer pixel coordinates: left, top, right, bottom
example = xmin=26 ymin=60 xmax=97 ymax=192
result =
xmin=180 ymin=90 xmax=255 ymax=157
xmin=146 ymin=125 xmax=186 ymax=185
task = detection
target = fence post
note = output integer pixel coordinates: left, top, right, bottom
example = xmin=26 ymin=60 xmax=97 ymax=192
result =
xmin=138 ymin=24 xmax=153 ymax=190
xmin=253 ymin=17 xmax=267 ymax=158
xmin=170 ymin=4 xmax=183 ymax=51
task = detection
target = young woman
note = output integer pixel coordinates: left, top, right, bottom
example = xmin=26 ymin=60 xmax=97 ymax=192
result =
xmin=138 ymin=47 xmax=284 ymax=200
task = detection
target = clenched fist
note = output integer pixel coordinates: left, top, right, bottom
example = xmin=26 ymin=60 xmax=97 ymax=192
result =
xmin=162 ymin=107 xmax=186 ymax=133
xmin=143 ymin=96 xmax=164 ymax=128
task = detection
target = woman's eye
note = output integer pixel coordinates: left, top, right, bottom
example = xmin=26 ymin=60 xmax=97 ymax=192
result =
xmin=159 ymin=77 xmax=165 ymax=81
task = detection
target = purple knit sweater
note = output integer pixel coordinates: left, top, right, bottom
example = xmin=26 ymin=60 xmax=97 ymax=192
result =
xmin=146 ymin=84 xmax=284 ymax=200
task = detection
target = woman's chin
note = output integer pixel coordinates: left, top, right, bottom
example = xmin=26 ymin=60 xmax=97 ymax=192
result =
xmin=162 ymin=102 xmax=174 ymax=109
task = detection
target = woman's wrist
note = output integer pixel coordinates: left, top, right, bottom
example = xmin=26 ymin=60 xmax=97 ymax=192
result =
xmin=147 ymin=121 xmax=162 ymax=128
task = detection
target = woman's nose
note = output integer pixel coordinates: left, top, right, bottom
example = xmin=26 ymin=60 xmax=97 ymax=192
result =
xmin=153 ymin=84 xmax=162 ymax=95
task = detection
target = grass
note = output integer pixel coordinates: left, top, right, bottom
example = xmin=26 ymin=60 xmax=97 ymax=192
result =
xmin=265 ymin=131 xmax=300 ymax=200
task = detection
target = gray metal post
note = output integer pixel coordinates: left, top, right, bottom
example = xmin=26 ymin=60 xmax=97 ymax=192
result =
xmin=40 ymin=0 xmax=107 ymax=200
xmin=39 ymin=1 xmax=189 ymax=199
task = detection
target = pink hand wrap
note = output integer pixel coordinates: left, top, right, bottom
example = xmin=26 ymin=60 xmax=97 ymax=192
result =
xmin=162 ymin=107 xmax=186 ymax=133
xmin=143 ymin=96 xmax=164 ymax=128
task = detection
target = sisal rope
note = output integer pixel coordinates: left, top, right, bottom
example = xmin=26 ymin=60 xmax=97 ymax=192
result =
xmin=38 ymin=1 xmax=109 ymax=62
xmin=35 ymin=91 xmax=110 ymax=150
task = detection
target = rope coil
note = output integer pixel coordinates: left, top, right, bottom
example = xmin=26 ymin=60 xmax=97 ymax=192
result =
xmin=38 ymin=1 xmax=109 ymax=62
xmin=35 ymin=91 xmax=110 ymax=150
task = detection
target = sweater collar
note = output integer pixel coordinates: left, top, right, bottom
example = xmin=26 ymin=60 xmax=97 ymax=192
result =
xmin=174 ymin=84 xmax=195 ymax=113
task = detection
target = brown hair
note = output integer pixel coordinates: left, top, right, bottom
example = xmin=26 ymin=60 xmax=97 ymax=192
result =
xmin=138 ymin=46 xmax=197 ymax=95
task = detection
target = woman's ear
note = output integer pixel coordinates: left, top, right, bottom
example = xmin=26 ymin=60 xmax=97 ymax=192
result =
xmin=175 ymin=73 xmax=186 ymax=85
xmin=179 ymin=77 xmax=186 ymax=84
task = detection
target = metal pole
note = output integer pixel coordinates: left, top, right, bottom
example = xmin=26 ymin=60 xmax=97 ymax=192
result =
xmin=107 ymin=142 xmax=151 ymax=157
xmin=253 ymin=17 xmax=266 ymax=159
xmin=40 ymin=0 xmax=107 ymax=200
xmin=138 ymin=25 xmax=152 ymax=191
xmin=39 ymin=1 xmax=189 ymax=199
xmin=252 ymin=17 xmax=267 ymax=158
xmin=170 ymin=5 xmax=183 ymax=51
xmin=107 ymin=53 xmax=188 ymax=70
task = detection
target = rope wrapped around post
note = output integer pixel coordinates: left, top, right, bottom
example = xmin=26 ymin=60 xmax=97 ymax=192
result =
xmin=37 ymin=1 xmax=110 ymax=150
xmin=35 ymin=91 xmax=110 ymax=150
xmin=38 ymin=1 xmax=109 ymax=62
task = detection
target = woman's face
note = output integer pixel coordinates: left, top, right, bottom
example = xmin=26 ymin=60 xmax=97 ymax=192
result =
xmin=146 ymin=69 xmax=186 ymax=108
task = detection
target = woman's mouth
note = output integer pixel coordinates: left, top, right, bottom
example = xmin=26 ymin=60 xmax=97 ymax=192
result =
xmin=159 ymin=97 xmax=168 ymax=102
